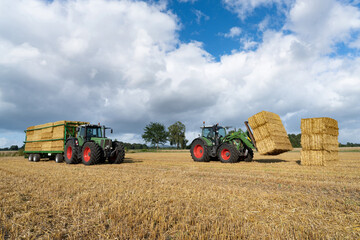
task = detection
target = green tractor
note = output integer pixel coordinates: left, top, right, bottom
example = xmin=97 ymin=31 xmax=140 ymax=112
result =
xmin=190 ymin=122 xmax=257 ymax=163
xmin=64 ymin=124 xmax=125 ymax=165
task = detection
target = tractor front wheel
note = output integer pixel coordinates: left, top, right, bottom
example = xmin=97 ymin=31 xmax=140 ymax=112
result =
xmin=190 ymin=139 xmax=210 ymax=162
xmin=218 ymin=143 xmax=239 ymax=163
xmin=108 ymin=142 xmax=125 ymax=164
xmin=65 ymin=141 xmax=79 ymax=164
xmin=81 ymin=142 xmax=102 ymax=165
xmin=244 ymin=148 xmax=254 ymax=162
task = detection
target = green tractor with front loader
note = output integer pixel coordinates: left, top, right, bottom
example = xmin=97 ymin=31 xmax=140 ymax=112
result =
xmin=65 ymin=124 xmax=125 ymax=165
xmin=190 ymin=122 xmax=257 ymax=163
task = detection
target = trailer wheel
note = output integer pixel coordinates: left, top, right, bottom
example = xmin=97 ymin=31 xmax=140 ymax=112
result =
xmin=65 ymin=141 xmax=79 ymax=164
xmin=218 ymin=143 xmax=239 ymax=163
xmin=190 ymin=139 xmax=210 ymax=162
xmin=244 ymin=148 xmax=254 ymax=162
xmin=28 ymin=154 xmax=34 ymax=162
xmin=108 ymin=142 xmax=125 ymax=164
xmin=55 ymin=154 xmax=63 ymax=163
xmin=81 ymin=142 xmax=102 ymax=165
xmin=33 ymin=154 xmax=41 ymax=162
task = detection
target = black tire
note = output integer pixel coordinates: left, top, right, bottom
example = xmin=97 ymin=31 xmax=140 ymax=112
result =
xmin=190 ymin=139 xmax=210 ymax=162
xmin=81 ymin=142 xmax=102 ymax=165
xmin=108 ymin=142 xmax=125 ymax=164
xmin=55 ymin=154 xmax=63 ymax=163
xmin=28 ymin=154 xmax=34 ymax=162
xmin=217 ymin=143 xmax=239 ymax=163
xmin=244 ymin=148 xmax=254 ymax=162
xmin=64 ymin=141 xmax=79 ymax=164
xmin=33 ymin=154 xmax=41 ymax=162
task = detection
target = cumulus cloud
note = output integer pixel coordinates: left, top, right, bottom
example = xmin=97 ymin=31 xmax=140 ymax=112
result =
xmin=222 ymin=0 xmax=290 ymax=19
xmin=224 ymin=27 xmax=242 ymax=38
xmin=0 ymin=0 xmax=360 ymax=146
xmin=285 ymin=0 xmax=360 ymax=54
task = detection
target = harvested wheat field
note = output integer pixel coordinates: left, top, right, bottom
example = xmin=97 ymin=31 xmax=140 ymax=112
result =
xmin=1 ymin=150 xmax=360 ymax=239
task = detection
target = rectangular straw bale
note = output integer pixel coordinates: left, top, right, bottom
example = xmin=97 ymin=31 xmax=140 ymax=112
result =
xmin=248 ymin=111 xmax=293 ymax=155
xmin=301 ymin=118 xmax=338 ymax=136
xmin=51 ymin=140 xmax=65 ymax=151
xmin=300 ymin=117 xmax=339 ymax=165
xmin=301 ymin=134 xmax=339 ymax=151
xmin=301 ymin=150 xmax=327 ymax=166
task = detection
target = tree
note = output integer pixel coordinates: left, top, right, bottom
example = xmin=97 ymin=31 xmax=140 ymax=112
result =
xmin=168 ymin=121 xmax=187 ymax=149
xmin=142 ymin=122 xmax=168 ymax=150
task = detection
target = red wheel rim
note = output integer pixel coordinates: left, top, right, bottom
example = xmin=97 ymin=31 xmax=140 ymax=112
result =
xmin=67 ymin=146 xmax=72 ymax=159
xmin=83 ymin=147 xmax=91 ymax=162
xmin=194 ymin=144 xmax=204 ymax=158
xmin=221 ymin=148 xmax=230 ymax=161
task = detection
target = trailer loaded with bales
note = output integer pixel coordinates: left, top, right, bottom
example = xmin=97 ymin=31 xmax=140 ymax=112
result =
xmin=24 ymin=121 xmax=125 ymax=165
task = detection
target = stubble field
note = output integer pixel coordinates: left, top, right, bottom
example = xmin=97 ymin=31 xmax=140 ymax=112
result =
xmin=0 ymin=150 xmax=359 ymax=239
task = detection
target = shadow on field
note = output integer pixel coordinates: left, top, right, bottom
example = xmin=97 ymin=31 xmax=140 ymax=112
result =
xmin=123 ymin=158 xmax=143 ymax=164
xmin=254 ymin=159 xmax=288 ymax=163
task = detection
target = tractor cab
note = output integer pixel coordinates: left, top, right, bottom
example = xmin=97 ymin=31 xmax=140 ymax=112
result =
xmin=76 ymin=124 xmax=113 ymax=146
xmin=201 ymin=125 xmax=226 ymax=144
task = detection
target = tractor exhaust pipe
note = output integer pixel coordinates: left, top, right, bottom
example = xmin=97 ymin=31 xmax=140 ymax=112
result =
xmin=244 ymin=121 xmax=258 ymax=151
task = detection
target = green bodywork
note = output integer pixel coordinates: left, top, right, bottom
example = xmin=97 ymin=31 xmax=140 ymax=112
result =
xmin=201 ymin=127 xmax=255 ymax=150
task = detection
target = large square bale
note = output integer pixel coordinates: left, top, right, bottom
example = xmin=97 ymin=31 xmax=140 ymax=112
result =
xmin=300 ymin=117 xmax=339 ymax=165
xmin=248 ymin=111 xmax=293 ymax=155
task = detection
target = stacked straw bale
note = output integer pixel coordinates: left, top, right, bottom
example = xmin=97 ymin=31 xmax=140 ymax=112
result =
xmin=248 ymin=111 xmax=293 ymax=155
xmin=25 ymin=121 xmax=88 ymax=152
xmin=300 ymin=117 xmax=339 ymax=166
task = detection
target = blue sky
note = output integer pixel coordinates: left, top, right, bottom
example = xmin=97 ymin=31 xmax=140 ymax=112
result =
xmin=0 ymin=0 xmax=360 ymax=147
xmin=168 ymin=0 xmax=287 ymax=57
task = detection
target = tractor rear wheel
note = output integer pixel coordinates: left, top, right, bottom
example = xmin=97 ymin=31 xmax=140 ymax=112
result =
xmin=190 ymin=139 xmax=210 ymax=162
xmin=65 ymin=141 xmax=79 ymax=164
xmin=218 ymin=143 xmax=239 ymax=163
xmin=81 ymin=142 xmax=102 ymax=165
xmin=244 ymin=148 xmax=254 ymax=162
xmin=108 ymin=142 xmax=125 ymax=164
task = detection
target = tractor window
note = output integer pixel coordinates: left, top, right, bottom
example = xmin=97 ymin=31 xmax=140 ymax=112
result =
xmin=218 ymin=128 xmax=226 ymax=138
xmin=80 ymin=127 xmax=86 ymax=137
xmin=86 ymin=127 xmax=102 ymax=138
xmin=202 ymin=128 xmax=214 ymax=139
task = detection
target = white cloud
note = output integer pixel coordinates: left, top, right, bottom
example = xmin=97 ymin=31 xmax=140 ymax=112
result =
xmin=224 ymin=27 xmax=242 ymax=38
xmin=193 ymin=9 xmax=210 ymax=24
xmin=0 ymin=0 xmax=359 ymax=147
xmin=286 ymin=0 xmax=360 ymax=54
xmin=222 ymin=0 xmax=289 ymax=19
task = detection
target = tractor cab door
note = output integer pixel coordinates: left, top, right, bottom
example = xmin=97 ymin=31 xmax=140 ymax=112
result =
xmin=202 ymin=127 xmax=215 ymax=143
xmin=77 ymin=126 xmax=86 ymax=146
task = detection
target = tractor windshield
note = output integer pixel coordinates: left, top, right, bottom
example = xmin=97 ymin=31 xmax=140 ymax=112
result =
xmin=202 ymin=127 xmax=214 ymax=139
xmin=218 ymin=128 xmax=226 ymax=138
xmin=86 ymin=127 xmax=102 ymax=138
xmin=202 ymin=127 xmax=226 ymax=139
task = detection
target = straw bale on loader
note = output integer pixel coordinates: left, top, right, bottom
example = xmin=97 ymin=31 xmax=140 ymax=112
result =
xmin=248 ymin=111 xmax=292 ymax=155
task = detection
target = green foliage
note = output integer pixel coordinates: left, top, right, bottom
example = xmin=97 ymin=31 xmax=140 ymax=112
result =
xmin=168 ymin=121 xmax=188 ymax=149
xmin=339 ymin=142 xmax=360 ymax=147
xmin=288 ymin=134 xmax=301 ymax=148
xmin=142 ymin=122 xmax=168 ymax=150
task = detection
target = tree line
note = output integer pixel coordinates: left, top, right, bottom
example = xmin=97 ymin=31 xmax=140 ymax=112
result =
xmin=142 ymin=121 xmax=188 ymax=150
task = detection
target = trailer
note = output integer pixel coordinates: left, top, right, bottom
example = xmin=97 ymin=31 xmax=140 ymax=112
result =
xmin=24 ymin=121 xmax=125 ymax=165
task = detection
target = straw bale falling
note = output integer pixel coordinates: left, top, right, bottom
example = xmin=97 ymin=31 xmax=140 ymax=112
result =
xmin=248 ymin=111 xmax=293 ymax=155
xmin=300 ymin=118 xmax=339 ymax=166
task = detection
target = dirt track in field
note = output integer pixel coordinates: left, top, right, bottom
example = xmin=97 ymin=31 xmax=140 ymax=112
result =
xmin=1 ymin=150 xmax=359 ymax=239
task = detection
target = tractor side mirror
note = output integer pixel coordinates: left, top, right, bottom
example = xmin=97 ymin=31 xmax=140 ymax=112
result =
xmin=111 ymin=129 xmax=113 ymax=134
